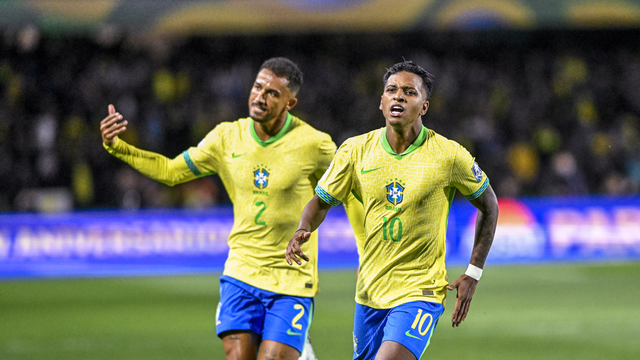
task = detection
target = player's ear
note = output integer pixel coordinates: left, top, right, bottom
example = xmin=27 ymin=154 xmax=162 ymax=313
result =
xmin=420 ymin=100 xmax=429 ymax=116
xmin=379 ymin=96 xmax=383 ymax=111
xmin=286 ymin=97 xmax=298 ymax=110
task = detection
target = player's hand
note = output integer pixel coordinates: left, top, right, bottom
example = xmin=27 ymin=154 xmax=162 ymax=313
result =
xmin=447 ymin=274 xmax=478 ymax=327
xmin=100 ymin=104 xmax=128 ymax=146
xmin=285 ymin=230 xmax=311 ymax=266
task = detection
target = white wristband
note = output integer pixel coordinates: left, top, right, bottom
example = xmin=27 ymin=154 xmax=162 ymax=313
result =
xmin=465 ymin=264 xmax=483 ymax=281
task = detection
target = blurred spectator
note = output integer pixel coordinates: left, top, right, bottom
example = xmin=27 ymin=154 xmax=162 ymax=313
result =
xmin=0 ymin=29 xmax=639 ymax=211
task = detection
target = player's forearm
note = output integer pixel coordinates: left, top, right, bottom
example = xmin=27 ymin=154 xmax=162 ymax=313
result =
xmin=298 ymin=195 xmax=331 ymax=233
xmin=469 ymin=185 xmax=499 ymax=268
xmin=470 ymin=211 xmax=497 ymax=268
xmin=104 ymin=138 xmax=195 ymax=186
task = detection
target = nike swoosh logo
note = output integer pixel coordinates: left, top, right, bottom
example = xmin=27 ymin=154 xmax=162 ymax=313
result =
xmin=232 ymin=153 xmax=245 ymax=158
xmin=405 ymin=330 xmax=422 ymax=340
xmin=361 ymin=167 xmax=381 ymax=175
xmin=286 ymin=329 xmax=302 ymax=336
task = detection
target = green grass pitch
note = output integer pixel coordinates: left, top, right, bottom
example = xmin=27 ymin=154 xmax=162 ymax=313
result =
xmin=1 ymin=262 xmax=639 ymax=359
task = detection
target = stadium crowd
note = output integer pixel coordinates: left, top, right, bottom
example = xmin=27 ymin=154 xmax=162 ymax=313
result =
xmin=0 ymin=29 xmax=639 ymax=212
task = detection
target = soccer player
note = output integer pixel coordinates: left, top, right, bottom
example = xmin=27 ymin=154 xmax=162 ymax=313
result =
xmin=100 ymin=57 xmax=361 ymax=360
xmin=286 ymin=60 xmax=499 ymax=360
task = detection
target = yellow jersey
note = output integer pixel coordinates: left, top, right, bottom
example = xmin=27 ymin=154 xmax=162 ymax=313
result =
xmin=316 ymin=126 xmax=489 ymax=308
xmin=105 ymin=113 xmax=338 ymax=297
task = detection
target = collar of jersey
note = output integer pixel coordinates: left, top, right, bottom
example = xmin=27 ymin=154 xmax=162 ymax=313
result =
xmin=250 ymin=112 xmax=293 ymax=147
xmin=380 ymin=125 xmax=428 ymax=160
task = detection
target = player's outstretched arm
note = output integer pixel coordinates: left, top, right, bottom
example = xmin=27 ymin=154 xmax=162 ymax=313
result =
xmin=285 ymin=195 xmax=332 ymax=266
xmin=99 ymin=104 xmax=197 ymax=186
xmin=447 ymin=184 xmax=498 ymax=327
xmin=100 ymin=104 xmax=128 ymax=146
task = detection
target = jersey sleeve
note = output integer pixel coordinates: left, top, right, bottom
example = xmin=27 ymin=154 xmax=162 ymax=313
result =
xmin=310 ymin=133 xmax=338 ymax=187
xmin=181 ymin=124 xmax=225 ymax=177
xmin=103 ymin=138 xmax=196 ymax=186
xmin=315 ymin=139 xmax=356 ymax=207
xmin=450 ymin=142 xmax=490 ymax=200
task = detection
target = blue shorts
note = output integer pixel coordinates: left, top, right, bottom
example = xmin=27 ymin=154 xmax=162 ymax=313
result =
xmin=352 ymin=301 xmax=444 ymax=360
xmin=215 ymin=275 xmax=314 ymax=353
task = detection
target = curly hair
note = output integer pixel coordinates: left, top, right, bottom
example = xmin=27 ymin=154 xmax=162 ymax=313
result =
xmin=260 ymin=57 xmax=304 ymax=95
xmin=383 ymin=60 xmax=435 ymax=99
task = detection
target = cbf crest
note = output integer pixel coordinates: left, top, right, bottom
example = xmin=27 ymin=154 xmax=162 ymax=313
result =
xmin=253 ymin=164 xmax=271 ymax=189
xmin=385 ymin=178 xmax=406 ymax=206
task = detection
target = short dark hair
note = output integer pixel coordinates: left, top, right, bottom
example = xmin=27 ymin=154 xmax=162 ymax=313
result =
xmin=383 ymin=60 xmax=435 ymax=99
xmin=259 ymin=57 xmax=303 ymax=95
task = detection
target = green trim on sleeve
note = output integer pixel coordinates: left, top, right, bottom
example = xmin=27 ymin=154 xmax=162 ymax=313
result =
xmin=183 ymin=150 xmax=201 ymax=176
xmin=250 ymin=112 xmax=293 ymax=147
xmin=315 ymin=185 xmax=343 ymax=207
xmin=465 ymin=177 xmax=490 ymax=201
xmin=380 ymin=126 xmax=428 ymax=160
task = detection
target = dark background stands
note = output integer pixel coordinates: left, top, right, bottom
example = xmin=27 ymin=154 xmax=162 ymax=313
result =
xmin=1 ymin=30 xmax=638 ymax=211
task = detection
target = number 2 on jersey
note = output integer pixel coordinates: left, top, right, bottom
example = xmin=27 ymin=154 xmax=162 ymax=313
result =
xmin=382 ymin=216 xmax=403 ymax=241
xmin=254 ymin=201 xmax=267 ymax=226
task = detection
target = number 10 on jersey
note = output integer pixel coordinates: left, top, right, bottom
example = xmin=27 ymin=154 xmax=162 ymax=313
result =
xmin=382 ymin=216 xmax=403 ymax=242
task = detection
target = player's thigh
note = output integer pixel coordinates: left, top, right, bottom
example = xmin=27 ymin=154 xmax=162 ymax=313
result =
xmin=262 ymin=295 xmax=314 ymax=354
xmin=220 ymin=330 xmax=260 ymax=360
xmin=380 ymin=301 xmax=444 ymax=360
xmin=216 ymin=278 xmax=266 ymax=337
xmin=375 ymin=340 xmax=416 ymax=360
xmin=352 ymin=303 xmax=390 ymax=360
xmin=258 ymin=339 xmax=301 ymax=360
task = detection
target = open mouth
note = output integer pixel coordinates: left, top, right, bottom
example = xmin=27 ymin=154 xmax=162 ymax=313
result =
xmin=390 ymin=105 xmax=404 ymax=116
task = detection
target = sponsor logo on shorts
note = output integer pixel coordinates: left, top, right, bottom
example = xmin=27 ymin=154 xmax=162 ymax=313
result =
xmin=404 ymin=330 xmax=422 ymax=340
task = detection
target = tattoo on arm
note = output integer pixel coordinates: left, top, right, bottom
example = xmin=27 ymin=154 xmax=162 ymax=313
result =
xmin=470 ymin=208 xmax=498 ymax=268
xmin=469 ymin=185 xmax=499 ymax=268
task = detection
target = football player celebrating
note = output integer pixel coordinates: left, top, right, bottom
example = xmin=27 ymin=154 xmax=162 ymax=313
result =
xmin=101 ymin=57 xmax=363 ymax=360
xmin=286 ymin=60 xmax=499 ymax=360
